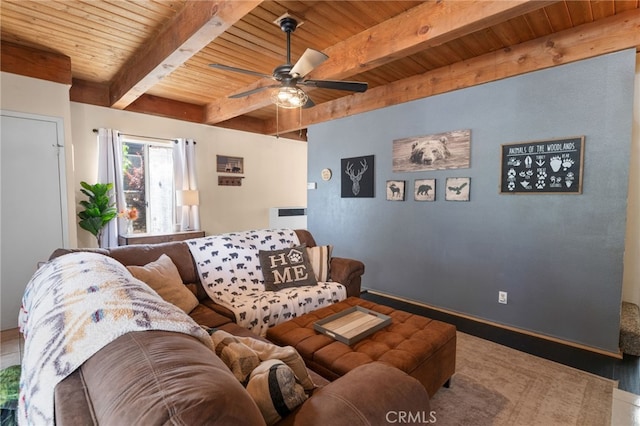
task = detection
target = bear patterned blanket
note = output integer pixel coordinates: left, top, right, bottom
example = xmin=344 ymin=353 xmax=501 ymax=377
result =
xmin=188 ymin=229 xmax=346 ymax=336
xmin=18 ymin=252 xmax=213 ymax=426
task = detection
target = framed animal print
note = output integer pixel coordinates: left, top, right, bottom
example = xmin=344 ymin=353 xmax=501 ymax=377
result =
xmin=386 ymin=180 xmax=405 ymax=201
xmin=414 ymin=179 xmax=436 ymax=201
xmin=392 ymin=129 xmax=471 ymax=172
xmin=445 ymin=177 xmax=470 ymax=201
xmin=341 ymin=155 xmax=374 ymax=198
xmin=216 ymin=155 xmax=244 ymax=174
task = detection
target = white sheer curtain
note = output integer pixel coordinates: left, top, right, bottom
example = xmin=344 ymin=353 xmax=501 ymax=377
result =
xmin=97 ymin=128 xmax=125 ymax=247
xmin=173 ymin=138 xmax=200 ymax=231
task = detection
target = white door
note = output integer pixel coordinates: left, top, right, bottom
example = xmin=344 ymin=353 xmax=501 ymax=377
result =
xmin=1 ymin=111 xmax=68 ymax=330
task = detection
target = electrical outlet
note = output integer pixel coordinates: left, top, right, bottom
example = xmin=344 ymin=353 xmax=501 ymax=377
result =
xmin=498 ymin=291 xmax=508 ymax=304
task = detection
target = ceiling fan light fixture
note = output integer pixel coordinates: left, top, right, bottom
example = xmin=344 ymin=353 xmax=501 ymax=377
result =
xmin=271 ymin=86 xmax=308 ymax=109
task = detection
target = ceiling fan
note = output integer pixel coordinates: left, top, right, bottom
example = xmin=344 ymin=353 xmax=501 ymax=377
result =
xmin=209 ymin=16 xmax=368 ymax=109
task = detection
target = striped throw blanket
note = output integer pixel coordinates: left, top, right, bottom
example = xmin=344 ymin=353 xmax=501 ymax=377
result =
xmin=18 ymin=252 xmax=213 ymax=425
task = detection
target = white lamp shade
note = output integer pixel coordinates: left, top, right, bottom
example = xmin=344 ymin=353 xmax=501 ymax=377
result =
xmin=176 ymin=189 xmax=200 ymax=206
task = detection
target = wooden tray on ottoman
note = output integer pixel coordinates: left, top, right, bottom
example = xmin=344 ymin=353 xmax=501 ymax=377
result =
xmin=314 ymin=306 xmax=391 ymax=345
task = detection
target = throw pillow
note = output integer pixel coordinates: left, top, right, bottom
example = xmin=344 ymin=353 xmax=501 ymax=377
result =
xmin=127 ymin=254 xmax=199 ymax=314
xmin=259 ymin=245 xmax=317 ymax=291
xmin=210 ymin=329 xmax=315 ymax=391
xmin=245 ymin=359 xmax=308 ymax=426
xmin=210 ymin=331 xmax=260 ymax=384
xmin=306 ymin=245 xmax=333 ymax=282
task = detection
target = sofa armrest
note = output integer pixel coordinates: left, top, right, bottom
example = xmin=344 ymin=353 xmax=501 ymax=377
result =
xmin=290 ymin=362 xmax=431 ymax=426
xmin=330 ymin=257 xmax=364 ymax=298
xmin=55 ymin=330 xmax=266 ymax=426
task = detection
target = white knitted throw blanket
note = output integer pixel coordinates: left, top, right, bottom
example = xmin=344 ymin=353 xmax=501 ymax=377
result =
xmin=18 ymin=252 xmax=213 ymax=426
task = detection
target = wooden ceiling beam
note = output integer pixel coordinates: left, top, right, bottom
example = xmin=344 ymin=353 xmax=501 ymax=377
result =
xmin=0 ymin=41 xmax=71 ymax=85
xmin=203 ymin=0 xmax=556 ymax=125
xmin=309 ymin=0 xmax=558 ymax=80
xmin=264 ymin=8 xmax=640 ymax=135
xmin=69 ymin=78 xmax=110 ymax=106
xmin=109 ymin=0 xmax=263 ymax=109
xmin=214 ymin=116 xmax=307 ymax=140
xmin=214 ymin=115 xmax=269 ymax=135
xmin=125 ymin=94 xmax=205 ymax=123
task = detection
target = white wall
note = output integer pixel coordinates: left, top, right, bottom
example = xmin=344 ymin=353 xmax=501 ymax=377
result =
xmin=70 ymin=103 xmax=307 ymax=247
xmin=622 ymin=53 xmax=640 ymax=307
xmin=0 ymin=71 xmax=305 ymax=330
xmin=0 ymin=71 xmax=306 ymax=251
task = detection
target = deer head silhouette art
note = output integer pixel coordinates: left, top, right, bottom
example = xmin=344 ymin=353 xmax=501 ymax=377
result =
xmin=345 ymin=159 xmax=368 ymax=196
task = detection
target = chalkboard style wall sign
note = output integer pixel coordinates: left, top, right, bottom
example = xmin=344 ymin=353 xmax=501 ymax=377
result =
xmin=500 ymin=136 xmax=584 ymax=194
xmin=341 ymin=155 xmax=374 ymax=198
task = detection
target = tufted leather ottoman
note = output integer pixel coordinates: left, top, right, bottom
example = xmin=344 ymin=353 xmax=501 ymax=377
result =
xmin=267 ymin=297 xmax=456 ymax=397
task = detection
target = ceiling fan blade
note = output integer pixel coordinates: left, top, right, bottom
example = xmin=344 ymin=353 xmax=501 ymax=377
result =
xmin=209 ymin=63 xmax=272 ymax=79
xmin=301 ymin=79 xmax=368 ymax=93
xmin=302 ymin=96 xmax=316 ymax=109
xmin=229 ymin=85 xmax=280 ymax=99
xmin=290 ymin=48 xmax=329 ymax=78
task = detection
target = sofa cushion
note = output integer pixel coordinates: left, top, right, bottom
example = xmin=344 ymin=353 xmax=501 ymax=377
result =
xmin=188 ymin=302 xmax=233 ymax=328
xmin=259 ymin=245 xmax=317 ymax=291
xmin=292 ymin=362 xmax=431 ymax=426
xmin=109 ymin=241 xmax=199 ymax=283
xmin=127 ymin=254 xmax=199 ymax=313
xmin=306 ymin=245 xmax=332 ymax=282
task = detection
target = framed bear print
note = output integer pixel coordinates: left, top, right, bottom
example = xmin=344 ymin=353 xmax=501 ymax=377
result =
xmin=392 ymin=129 xmax=471 ymax=173
xmin=414 ymin=179 xmax=436 ymax=201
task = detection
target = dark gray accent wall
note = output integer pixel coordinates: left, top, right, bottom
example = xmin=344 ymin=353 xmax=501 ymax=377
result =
xmin=307 ymin=49 xmax=636 ymax=353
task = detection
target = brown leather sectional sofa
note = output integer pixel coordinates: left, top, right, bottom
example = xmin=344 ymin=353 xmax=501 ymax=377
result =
xmin=49 ymin=230 xmax=433 ymax=425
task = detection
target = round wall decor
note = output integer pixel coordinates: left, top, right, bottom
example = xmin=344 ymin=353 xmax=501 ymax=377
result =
xmin=321 ymin=168 xmax=332 ymax=181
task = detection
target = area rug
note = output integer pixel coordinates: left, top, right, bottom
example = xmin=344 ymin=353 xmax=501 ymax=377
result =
xmin=429 ymin=332 xmax=616 ymax=425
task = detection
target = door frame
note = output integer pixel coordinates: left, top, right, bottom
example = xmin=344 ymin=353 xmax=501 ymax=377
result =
xmin=1 ymin=109 xmax=70 ymax=248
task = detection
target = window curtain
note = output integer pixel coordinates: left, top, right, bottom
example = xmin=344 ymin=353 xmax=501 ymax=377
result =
xmin=173 ymin=138 xmax=200 ymax=231
xmin=97 ymin=128 xmax=125 ymax=247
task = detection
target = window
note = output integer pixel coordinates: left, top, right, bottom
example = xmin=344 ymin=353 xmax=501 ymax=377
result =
xmin=122 ymin=139 xmax=174 ymax=234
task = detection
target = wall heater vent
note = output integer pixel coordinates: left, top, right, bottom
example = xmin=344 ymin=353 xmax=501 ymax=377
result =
xmin=269 ymin=207 xmax=307 ymax=229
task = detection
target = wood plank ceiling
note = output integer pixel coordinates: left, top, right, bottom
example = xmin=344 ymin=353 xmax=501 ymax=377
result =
xmin=1 ymin=1 xmax=639 ymax=140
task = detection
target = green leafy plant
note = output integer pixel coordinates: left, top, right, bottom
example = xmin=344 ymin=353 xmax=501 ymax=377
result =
xmin=78 ymin=181 xmax=117 ymax=246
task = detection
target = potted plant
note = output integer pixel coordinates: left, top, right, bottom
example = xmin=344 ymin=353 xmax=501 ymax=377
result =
xmin=78 ymin=181 xmax=117 ymax=246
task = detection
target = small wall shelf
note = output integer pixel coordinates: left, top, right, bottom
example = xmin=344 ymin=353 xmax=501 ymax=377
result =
xmin=218 ymin=176 xmax=243 ymax=186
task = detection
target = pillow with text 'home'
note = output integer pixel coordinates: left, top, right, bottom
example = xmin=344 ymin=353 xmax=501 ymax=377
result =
xmin=306 ymin=245 xmax=332 ymax=282
xmin=258 ymin=245 xmax=318 ymax=291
